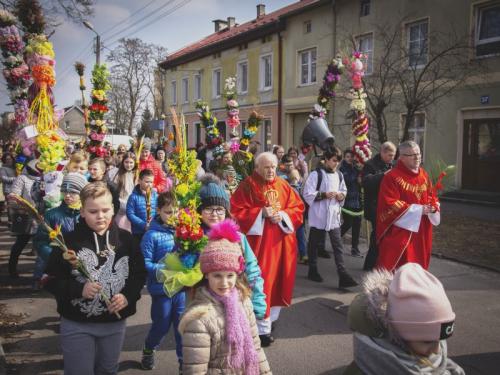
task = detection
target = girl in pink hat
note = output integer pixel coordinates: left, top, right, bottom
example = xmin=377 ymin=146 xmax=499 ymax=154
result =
xmin=179 ymin=219 xmax=271 ymax=374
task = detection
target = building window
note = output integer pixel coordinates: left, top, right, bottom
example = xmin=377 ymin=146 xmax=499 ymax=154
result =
xmin=212 ymin=69 xmax=222 ymax=98
xmin=356 ymin=33 xmax=373 ymax=75
xmin=407 ymin=20 xmax=428 ymax=67
xmin=194 ymin=74 xmax=201 ymax=100
xmin=304 ymin=20 xmax=312 ymax=34
xmin=261 ymin=119 xmax=272 ymax=151
xmin=217 ymin=121 xmax=226 ymax=140
xmin=260 ymin=54 xmax=272 ymax=90
xmin=360 ymin=0 xmax=371 ymax=17
xmin=475 ymin=4 xmax=500 ymax=57
xmin=171 ymin=80 xmax=177 ymax=105
xmin=237 ymin=61 xmax=248 ymax=94
xmin=299 ymin=48 xmax=317 ymax=85
xmin=195 ymin=122 xmax=202 ymax=145
xmin=403 ymin=113 xmax=426 ymax=155
xmin=182 ymin=77 xmax=189 ymax=103
xmin=65 ymin=121 xmax=70 ymax=130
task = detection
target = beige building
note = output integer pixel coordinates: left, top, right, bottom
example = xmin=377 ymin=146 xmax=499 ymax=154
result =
xmin=330 ymin=0 xmax=500 ymax=192
xmin=156 ymin=0 xmax=500 ymax=192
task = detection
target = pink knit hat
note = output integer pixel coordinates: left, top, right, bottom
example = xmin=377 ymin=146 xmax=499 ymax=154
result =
xmin=200 ymin=219 xmax=245 ymax=274
xmin=387 ymin=263 xmax=456 ymax=342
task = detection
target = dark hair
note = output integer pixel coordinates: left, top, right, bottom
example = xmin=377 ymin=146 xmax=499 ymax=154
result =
xmin=272 ymin=145 xmax=284 ymax=155
xmin=157 ymin=191 xmax=176 ymax=209
xmin=1 ymin=152 xmax=14 ymax=165
xmin=281 ymin=155 xmax=293 ymax=164
xmin=344 ymin=149 xmax=354 ymax=157
xmin=288 ymin=146 xmax=300 ymax=156
xmin=323 ymin=146 xmax=342 ymax=161
xmin=139 ymin=168 xmax=154 ymax=180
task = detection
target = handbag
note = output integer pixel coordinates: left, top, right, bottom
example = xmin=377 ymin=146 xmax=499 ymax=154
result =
xmin=10 ymin=211 xmax=33 ymax=235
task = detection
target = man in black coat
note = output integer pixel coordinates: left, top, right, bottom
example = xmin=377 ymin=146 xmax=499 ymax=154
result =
xmin=361 ymin=141 xmax=396 ymax=270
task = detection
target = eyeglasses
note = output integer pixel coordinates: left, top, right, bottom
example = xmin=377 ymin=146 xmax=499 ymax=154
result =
xmin=202 ymin=207 xmax=226 ymax=215
xmin=402 ymin=153 xmax=421 ymax=158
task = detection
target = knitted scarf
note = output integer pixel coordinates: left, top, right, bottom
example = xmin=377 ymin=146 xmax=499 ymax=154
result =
xmin=210 ymin=287 xmax=259 ymax=375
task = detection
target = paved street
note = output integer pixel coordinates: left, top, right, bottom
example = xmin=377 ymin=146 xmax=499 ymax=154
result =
xmin=1 ymin=223 xmax=500 ymax=375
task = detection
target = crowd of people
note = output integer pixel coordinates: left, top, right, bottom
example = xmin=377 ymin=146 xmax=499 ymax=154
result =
xmin=1 ymin=136 xmax=464 ymax=375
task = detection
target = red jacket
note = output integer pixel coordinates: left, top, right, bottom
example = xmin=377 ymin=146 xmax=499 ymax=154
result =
xmin=139 ymin=155 xmax=171 ymax=192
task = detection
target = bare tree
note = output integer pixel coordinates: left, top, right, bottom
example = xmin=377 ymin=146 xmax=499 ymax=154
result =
xmin=347 ymin=19 xmax=484 ymax=144
xmin=107 ymin=38 xmax=164 ymax=136
xmin=147 ymin=46 xmax=167 ymax=119
xmin=107 ymin=76 xmax=130 ymax=135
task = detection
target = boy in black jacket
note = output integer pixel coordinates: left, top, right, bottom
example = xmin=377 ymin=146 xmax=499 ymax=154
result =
xmin=45 ymin=182 xmax=146 ymax=375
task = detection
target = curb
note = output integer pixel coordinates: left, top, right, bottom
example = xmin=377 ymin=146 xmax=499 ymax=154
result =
xmin=432 ymin=253 xmax=500 ymax=274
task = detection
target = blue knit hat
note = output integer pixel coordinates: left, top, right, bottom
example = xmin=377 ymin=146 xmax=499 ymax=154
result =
xmin=199 ymin=174 xmax=230 ymax=211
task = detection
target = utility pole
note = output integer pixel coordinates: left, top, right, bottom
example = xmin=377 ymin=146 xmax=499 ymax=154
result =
xmin=83 ymin=21 xmax=101 ymax=65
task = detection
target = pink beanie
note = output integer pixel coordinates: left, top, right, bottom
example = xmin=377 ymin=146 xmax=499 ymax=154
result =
xmin=387 ymin=263 xmax=455 ymax=342
xmin=199 ymin=219 xmax=245 ymax=274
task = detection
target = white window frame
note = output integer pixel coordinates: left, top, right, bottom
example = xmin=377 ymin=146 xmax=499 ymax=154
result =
xmin=261 ymin=118 xmax=272 ymax=152
xmin=406 ymin=19 xmax=429 ymax=68
xmin=212 ymin=68 xmax=222 ymax=98
xmin=182 ymin=77 xmax=189 ymax=104
xmin=475 ymin=4 xmax=500 ymax=57
xmin=237 ymin=60 xmax=249 ymax=94
xmin=194 ymin=74 xmax=201 ymax=101
xmin=402 ymin=113 xmax=426 ymax=155
xmin=171 ymin=80 xmax=177 ymax=105
xmin=259 ymin=54 xmax=273 ymax=91
xmin=356 ymin=33 xmax=373 ymax=75
xmin=298 ymin=48 xmax=317 ymax=86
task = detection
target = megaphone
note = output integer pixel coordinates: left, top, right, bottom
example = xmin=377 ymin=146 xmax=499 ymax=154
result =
xmin=302 ymin=117 xmax=335 ymax=152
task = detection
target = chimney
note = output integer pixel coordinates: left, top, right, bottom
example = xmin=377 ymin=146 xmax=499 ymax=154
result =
xmin=227 ymin=17 xmax=236 ymax=29
xmin=257 ymin=4 xmax=266 ymax=18
xmin=213 ymin=19 xmax=228 ymax=32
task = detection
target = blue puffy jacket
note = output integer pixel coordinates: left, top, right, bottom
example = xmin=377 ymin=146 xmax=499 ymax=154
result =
xmin=126 ymin=185 xmax=158 ymax=235
xmin=202 ymin=224 xmax=267 ymax=319
xmin=140 ymin=217 xmax=175 ymax=295
xmin=33 ymin=202 xmax=80 ymax=261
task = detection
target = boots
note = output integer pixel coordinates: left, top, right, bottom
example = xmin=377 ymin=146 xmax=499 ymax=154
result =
xmin=307 ymin=266 xmax=323 ymax=282
xmin=338 ymin=269 xmax=358 ymax=289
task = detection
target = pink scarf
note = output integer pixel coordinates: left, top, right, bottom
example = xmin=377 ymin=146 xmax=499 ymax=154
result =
xmin=209 ymin=288 xmax=259 ymax=375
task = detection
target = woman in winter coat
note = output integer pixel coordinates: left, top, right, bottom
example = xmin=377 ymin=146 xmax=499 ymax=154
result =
xmin=179 ymin=219 xmax=271 ymax=374
xmin=8 ymin=159 xmax=44 ymax=278
xmin=344 ymin=263 xmax=464 ymax=375
xmin=108 ymin=152 xmax=136 ymax=232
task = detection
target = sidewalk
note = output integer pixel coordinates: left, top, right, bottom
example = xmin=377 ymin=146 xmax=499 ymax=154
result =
xmin=1 ymin=228 xmax=500 ymax=374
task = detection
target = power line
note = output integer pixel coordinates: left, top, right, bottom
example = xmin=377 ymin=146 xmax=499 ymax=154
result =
xmin=99 ymin=0 xmax=158 ymax=38
xmin=106 ymin=0 xmax=192 ymax=48
xmin=103 ymin=0 xmax=177 ymax=43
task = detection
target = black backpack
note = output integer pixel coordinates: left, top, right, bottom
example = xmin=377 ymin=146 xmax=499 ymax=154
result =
xmin=302 ymin=167 xmax=343 ymax=219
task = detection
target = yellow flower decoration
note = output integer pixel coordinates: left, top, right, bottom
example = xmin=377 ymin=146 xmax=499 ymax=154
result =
xmin=176 ymin=183 xmax=189 ymax=197
xmin=49 ymin=225 xmax=61 ymax=240
xmin=92 ymin=90 xmax=106 ymax=101
xmin=240 ymin=138 xmax=250 ymax=146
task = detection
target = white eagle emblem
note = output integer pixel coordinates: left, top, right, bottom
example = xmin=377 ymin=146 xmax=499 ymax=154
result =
xmin=71 ymin=248 xmax=129 ymax=317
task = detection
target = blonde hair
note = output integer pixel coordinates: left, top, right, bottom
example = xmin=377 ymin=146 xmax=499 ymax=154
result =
xmin=66 ymin=151 xmax=88 ymax=171
xmin=80 ymin=182 xmax=113 ymax=206
xmin=190 ymin=273 xmax=252 ymax=301
xmin=88 ymin=157 xmax=106 ymax=171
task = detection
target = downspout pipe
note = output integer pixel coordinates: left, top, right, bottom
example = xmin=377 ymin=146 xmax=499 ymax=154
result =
xmin=278 ymin=31 xmax=283 ymax=145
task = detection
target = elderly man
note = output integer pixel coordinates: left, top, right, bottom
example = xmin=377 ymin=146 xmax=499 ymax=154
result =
xmin=376 ymin=141 xmax=440 ymax=271
xmin=361 ymin=141 xmax=396 ymax=270
xmin=230 ymin=152 xmax=304 ymax=346
xmin=138 ymin=138 xmax=170 ymax=192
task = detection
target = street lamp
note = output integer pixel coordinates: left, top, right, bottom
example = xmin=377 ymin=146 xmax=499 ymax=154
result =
xmin=83 ymin=21 xmax=101 ymax=65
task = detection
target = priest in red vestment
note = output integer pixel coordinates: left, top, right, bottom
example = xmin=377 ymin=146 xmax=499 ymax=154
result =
xmin=376 ymin=141 xmax=440 ymax=271
xmin=230 ymin=152 xmax=304 ymax=345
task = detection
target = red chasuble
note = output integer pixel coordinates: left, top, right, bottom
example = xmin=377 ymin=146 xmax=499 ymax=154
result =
xmin=376 ymin=160 xmax=435 ymax=271
xmin=230 ymin=171 xmax=304 ymax=318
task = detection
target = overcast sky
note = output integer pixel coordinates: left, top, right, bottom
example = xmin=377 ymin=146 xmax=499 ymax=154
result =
xmin=0 ymin=0 xmax=295 ymax=114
